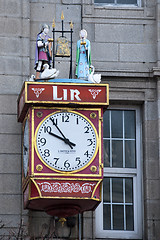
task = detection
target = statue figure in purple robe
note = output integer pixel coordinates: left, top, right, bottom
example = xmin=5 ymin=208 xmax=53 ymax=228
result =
xmin=75 ymin=29 xmax=91 ymax=80
xmin=35 ymin=24 xmax=52 ymax=79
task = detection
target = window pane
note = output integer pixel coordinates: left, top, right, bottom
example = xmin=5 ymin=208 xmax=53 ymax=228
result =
xmin=103 ymin=177 xmax=134 ymax=231
xmin=113 ymin=205 xmax=124 ymax=230
xmin=112 ymin=178 xmax=123 ymax=203
xmin=95 ymin=0 xmax=114 ymax=3
xmin=103 ymin=178 xmax=110 ymax=202
xmin=126 ymin=205 xmax=134 ymax=230
xmin=103 ymin=111 xmax=110 ymax=138
xmin=117 ymin=0 xmax=137 ymax=4
xmin=125 ymin=178 xmax=133 ymax=203
xmin=111 ymin=111 xmax=123 ymax=138
xmin=103 ymin=140 xmax=110 ymax=167
xmin=103 ymin=205 xmax=111 ymax=230
xmin=112 ymin=140 xmax=123 ymax=167
xmin=124 ymin=111 xmax=136 ymax=139
xmin=125 ymin=140 xmax=136 ymax=168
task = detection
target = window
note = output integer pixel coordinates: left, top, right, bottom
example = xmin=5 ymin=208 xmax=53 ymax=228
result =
xmin=96 ymin=108 xmax=142 ymax=239
xmin=94 ymin=0 xmax=139 ymax=6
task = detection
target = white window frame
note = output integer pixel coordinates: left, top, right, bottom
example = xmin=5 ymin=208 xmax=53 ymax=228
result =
xmin=95 ymin=106 xmax=143 ymax=239
xmin=94 ymin=0 xmax=141 ymax=7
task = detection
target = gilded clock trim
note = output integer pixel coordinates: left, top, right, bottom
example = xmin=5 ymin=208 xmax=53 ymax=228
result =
xmin=34 ymin=110 xmax=99 ymax=173
xmin=31 ymin=107 xmax=102 ymax=177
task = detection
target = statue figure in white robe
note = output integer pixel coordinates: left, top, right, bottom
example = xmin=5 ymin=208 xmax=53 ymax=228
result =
xmin=75 ymin=29 xmax=91 ymax=80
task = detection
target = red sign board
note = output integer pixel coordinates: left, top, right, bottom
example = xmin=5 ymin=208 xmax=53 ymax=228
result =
xmin=17 ymin=82 xmax=109 ymax=122
xmin=27 ymin=83 xmax=108 ymax=103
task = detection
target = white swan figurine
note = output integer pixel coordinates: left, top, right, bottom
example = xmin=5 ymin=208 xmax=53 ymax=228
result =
xmin=41 ymin=64 xmax=59 ymax=79
xmin=88 ymin=65 xmax=101 ymax=83
xmin=27 ymin=75 xmax=35 ymax=81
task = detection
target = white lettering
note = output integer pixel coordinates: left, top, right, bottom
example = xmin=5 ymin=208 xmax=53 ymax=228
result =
xmin=53 ymin=86 xmax=62 ymax=100
xmin=52 ymin=86 xmax=81 ymax=101
xmin=63 ymin=89 xmax=67 ymax=100
xmin=70 ymin=89 xmax=81 ymax=101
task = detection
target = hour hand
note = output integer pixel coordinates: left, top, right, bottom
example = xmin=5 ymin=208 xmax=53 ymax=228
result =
xmin=50 ymin=118 xmax=75 ymax=149
xmin=48 ymin=131 xmax=76 ymax=148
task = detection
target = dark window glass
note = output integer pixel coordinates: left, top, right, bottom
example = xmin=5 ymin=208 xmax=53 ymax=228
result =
xmin=103 ymin=178 xmax=110 ymax=202
xmin=113 ymin=205 xmax=124 ymax=230
xmin=126 ymin=205 xmax=134 ymax=230
xmin=125 ymin=178 xmax=133 ymax=203
xmin=112 ymin=140 xmax=123 ymax=167
xmin=103 ymin=205 xmax=111 ymax=230
xmin=103 ymin=111 xmax=110 ymax=138
xmin=117 ymin=0 xmax=137 ymax=4
xmin=125 ymin=140 xmax=136 ymax=168
xmin=111 ymin=111 xmax=123 ymax=138
xmin=124 ymin=111 xmax=136 ymax=139
xmin=112 ymin=178 xmax=123 ymax=203
xmin=103 ymin=140 xmax=110 ymax=167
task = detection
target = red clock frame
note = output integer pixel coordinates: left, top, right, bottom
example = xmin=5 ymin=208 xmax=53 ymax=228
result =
xmin=18 ymin=82 xmax=109 ymax=217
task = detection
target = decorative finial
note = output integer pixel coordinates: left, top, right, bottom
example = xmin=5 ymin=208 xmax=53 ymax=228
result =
xmin=52 ymin=19 xmax=55 ymax=28
xmin=61 ymin=11 xmax=64 ymax=20
xmin=70 ymin=21 xmax=73 ymax=29
xmin=59 ymin=217 xmax=66 ymax=227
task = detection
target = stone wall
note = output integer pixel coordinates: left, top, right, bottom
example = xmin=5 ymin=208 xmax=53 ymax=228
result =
xmin=0 ymin=0 xmax=159 ymax=239
xmin=0 ymin=0 xmax=29 ymax=238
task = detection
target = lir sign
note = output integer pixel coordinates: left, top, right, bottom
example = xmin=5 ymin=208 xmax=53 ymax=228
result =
xmin=17 ymin=82 xmax=109 ymax=122
xmin=52 ymin=86 xmax=81 ymax=101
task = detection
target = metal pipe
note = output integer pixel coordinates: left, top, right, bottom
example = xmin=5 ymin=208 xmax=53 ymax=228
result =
xmin=69 ymin=28 xmax=73 ymax=79
xmin=52 ymin=28 xmax=55 ymax=68
xmin=62 ymin=20 xmax=64 ymax=37
xmin=81 ymin=0 xmax=83 ymax=29
xmin=78 ymin=214 xmax=82 ymax=240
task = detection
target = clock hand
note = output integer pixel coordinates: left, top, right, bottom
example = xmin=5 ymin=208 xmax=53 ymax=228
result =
xmin=50 ymin=118 xmax=74 ymax=149
xmin=48 ymin=131 xmax=76 ymax=147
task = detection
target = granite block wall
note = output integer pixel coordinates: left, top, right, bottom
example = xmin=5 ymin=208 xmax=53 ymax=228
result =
xmin=0 ymin=0 xmax=159 ymax=239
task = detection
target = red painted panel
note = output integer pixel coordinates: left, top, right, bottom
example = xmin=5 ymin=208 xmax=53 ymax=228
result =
xmin=34 ymin=179 xmax=98 ymax=198
xmin=27 ymin=83 xmax=108 ymax=103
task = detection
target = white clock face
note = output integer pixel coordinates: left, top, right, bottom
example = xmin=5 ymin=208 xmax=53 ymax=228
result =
xmin=23 ymin=119 xmax=29 ymax=177
xmin=35 ymin=111 xmax=98 ymax=172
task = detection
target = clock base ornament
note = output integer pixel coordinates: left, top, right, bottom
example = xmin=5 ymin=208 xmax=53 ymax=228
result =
xmin=46 ymin=205 xmax=81 ymax=218
xmin=23 ymin=177 xmax=102 ymax=217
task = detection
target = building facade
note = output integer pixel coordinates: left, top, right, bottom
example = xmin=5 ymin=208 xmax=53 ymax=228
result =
xmin=0 ymin=0 xmax=160 ymax=239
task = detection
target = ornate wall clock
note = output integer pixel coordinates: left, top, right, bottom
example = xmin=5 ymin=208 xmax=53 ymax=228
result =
xmin=18 ymin=82 xmax=109 ymax=217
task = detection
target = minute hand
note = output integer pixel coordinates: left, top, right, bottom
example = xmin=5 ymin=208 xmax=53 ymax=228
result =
xmin=50 ymin=118 xmax=74 ymax=149
xmin=48 ymin=132 xmax=76 ymax=147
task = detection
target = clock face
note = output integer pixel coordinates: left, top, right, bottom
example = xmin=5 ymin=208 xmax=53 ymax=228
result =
xmin=23 ymin=119 xmax=29 ymax=177
xmin=35 ymin=111 xmax=98 ymax=172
